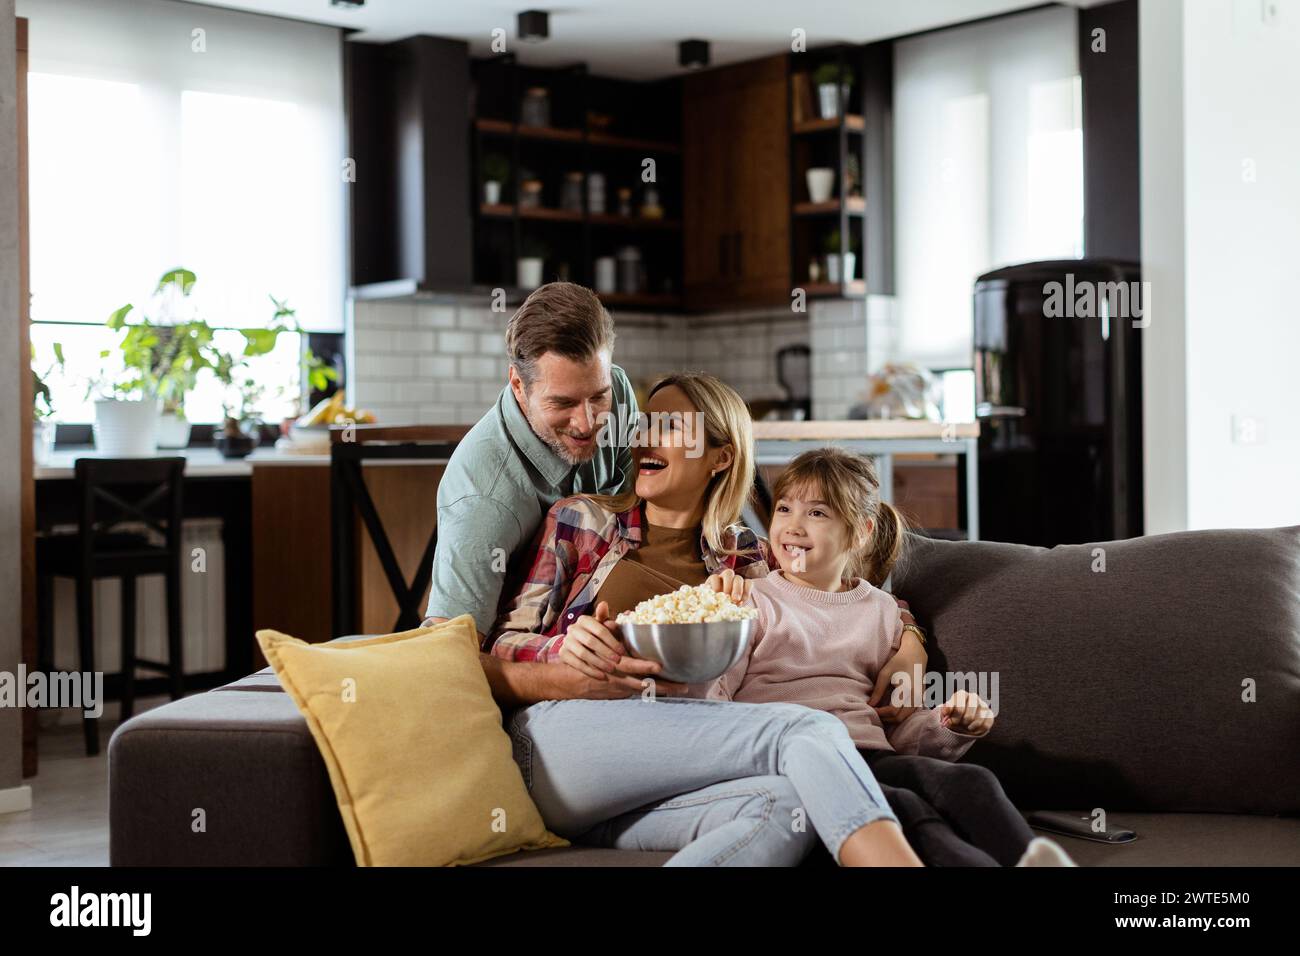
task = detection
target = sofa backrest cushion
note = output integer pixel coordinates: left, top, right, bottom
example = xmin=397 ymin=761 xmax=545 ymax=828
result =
xmin=890 ymin=526 xmax=1300 ymax=814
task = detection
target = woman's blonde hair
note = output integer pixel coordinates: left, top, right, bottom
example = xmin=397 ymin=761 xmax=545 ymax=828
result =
xmin=771 ymin=447 xmax=906 ymax=587
xmin=589 ymin=372 xmax=754 ymax=554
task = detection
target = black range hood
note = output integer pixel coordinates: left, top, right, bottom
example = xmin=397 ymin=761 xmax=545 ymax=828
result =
xmin=346 ymin=35 xmax=474 ymax=297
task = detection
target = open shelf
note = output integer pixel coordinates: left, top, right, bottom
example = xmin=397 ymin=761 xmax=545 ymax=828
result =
xmin=588 ymin=213 xmax=680 ymax=229
xmin=475 ymin=117 xmax=585 ymax=142
xmin=587 ymin=131 xmax=681 ymax=154
xmin=804 ymin=280 xmax=866 ymax=297
xmin=794 ymin=197 xmax=866 ymax=217
xmin=596 ymin=292 xmax=682 ymax=309
xmin=792 ymin=114 xmax=864 ymax=135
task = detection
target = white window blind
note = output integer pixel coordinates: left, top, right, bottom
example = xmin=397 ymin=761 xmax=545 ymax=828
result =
xmin=19 ymin=0 xmax=346 ymax=334
xmin=893 ymin=5 xmax=1082 ymax=369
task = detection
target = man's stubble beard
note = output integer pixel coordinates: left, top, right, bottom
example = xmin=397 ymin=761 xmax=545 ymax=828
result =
xmin=523 ymin=402 xmax=600 ymax=466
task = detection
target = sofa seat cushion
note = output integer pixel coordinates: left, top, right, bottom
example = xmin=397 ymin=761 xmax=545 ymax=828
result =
xmin=1034 ymin=811 xmax=1300 ymax=866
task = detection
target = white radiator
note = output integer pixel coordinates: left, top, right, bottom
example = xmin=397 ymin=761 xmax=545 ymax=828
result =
xmin=49 ymin=518 xmax=227 ymax=678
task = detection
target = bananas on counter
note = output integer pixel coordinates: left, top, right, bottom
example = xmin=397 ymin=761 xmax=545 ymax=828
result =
xmin=297 ymin=390 xmax=377 ymax=427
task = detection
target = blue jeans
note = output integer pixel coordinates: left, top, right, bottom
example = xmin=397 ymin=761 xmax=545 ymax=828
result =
xmin=506 ymin=696 xmax=898 ymax=866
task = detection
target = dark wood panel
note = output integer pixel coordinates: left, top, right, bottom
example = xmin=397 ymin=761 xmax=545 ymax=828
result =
xmin=252 ymin=467 xmax=332 ymax=657
xmin=683 ymin=54 xmax=791 ymax=311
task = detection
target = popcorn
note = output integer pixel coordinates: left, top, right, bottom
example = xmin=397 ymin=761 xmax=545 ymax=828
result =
xmin=615 ymin=583 xmax=758 ymax=626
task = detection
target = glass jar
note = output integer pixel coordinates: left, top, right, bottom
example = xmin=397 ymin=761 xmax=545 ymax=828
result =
xmin=521 ymin=87 xmax=550 ymax=128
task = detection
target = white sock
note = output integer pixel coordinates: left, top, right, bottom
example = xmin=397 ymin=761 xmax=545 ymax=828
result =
xmin=1015 ymin=836 xmax=1078 ymax=867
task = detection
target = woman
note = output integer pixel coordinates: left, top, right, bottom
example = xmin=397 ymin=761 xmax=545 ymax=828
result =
xmin=488 ymin=373 xmax=930 ymax=866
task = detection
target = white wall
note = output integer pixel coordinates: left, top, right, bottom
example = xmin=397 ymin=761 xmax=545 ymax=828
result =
xmin=1141 ymin=0 xmax=1300 ymax=532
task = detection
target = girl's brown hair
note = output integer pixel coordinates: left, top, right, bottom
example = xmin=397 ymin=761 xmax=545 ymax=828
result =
xmin=588 ymin=372 xmax=754 ymax=554
xmin=771 ymin=447 xmax=906 ymax=587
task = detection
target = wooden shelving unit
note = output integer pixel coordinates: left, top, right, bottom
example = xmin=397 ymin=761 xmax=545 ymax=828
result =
xmin=787 ymin=43 xmax=892 ymax=300
xmin=470 ymin=55 xmax=682 ymax=309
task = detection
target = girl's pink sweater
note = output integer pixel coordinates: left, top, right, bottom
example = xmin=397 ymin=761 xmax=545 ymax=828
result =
xmin=705 ymin=570 xmax=979 ymax=759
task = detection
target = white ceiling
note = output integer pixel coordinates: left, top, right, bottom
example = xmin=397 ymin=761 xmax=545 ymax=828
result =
xmin=184 ymin=0 xmax=1077 ymax=80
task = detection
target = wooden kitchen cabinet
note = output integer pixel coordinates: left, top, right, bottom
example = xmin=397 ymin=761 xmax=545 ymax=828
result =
xmin=683 ymin=55 xmax=790 ymax=310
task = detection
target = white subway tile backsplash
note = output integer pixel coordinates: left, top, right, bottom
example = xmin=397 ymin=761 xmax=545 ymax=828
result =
xmin=418 ymin=355 xmax=457 ymax=378
xmin=394 ymin=330 xmax=436 ymax=352
xmin=438 ymin=381 xmax=480 ymax=405
xmin=416 ymin=403 xmax=460 ymax=424
xmin=356 ymin=302 xmax=417 ymax=329
xmin=457 ymin=356 xmax=498 ymax=380
xmin=355 ymin=353 xmax=418 ymax=379
xmin=437 ymin=331 xmax=476 ymax=354
xmin=417 ymin=304 xmax=457 ymax=328
xmin=350 ymin=297 xmax=841 ymax=426
xmin=396 ymin=381 xmax=438 ymax=404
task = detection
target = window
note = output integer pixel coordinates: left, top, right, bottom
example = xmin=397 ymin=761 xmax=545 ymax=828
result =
xmin=893 ymin=5 xmax=1083 ymax=369
xmin=19 ymin=0 xmax=345 ymax=423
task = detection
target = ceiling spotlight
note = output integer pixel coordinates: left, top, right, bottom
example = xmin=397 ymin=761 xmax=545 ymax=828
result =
xmin=679 ymin=39 xmax=710 ymax=70
xmin=329 ymin=0 xmax=365 ymax=8
xmin=518 ymin=10 xmax=550 ymax=43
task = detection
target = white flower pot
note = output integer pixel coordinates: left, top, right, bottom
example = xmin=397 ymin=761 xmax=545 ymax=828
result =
xmin=817 ymin=82 xmax=851 ymax=120
xmin=157 ymin=411 xmax=192 ymax=449
xmin=517 ymin=257 xmax=544 ymax=290
xmin=33 ymin=420 xmax=54 ymax=466
xmin=93 ymin=398 xmax=160 ymax=456
xmin=484 ymin=180 xmax=502 ymax=205
xmin=806 ymin=167 xmax=835 ymax=203
xmin=825 ymin=253 xmax=856 ymax=284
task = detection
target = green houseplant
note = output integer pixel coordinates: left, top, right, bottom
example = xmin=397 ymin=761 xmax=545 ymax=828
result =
xmin=481 ymin=152 xmax=510 ymax=205
xmin=99 ymin=269 xmax=317 ymax=456
xmin=822 ymin=228 xmax=856 ymax=286
xmin=813 ymin=61 xmax=856 ymax=121
xmin=517 ymin=236 xmax=548 ymax=290
xmin=32 ymin=341 xmax=65 ymax=465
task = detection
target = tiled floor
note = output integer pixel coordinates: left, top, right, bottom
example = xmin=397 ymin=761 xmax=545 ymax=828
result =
xmin=0 ymin=697 xmax=171 ymax=867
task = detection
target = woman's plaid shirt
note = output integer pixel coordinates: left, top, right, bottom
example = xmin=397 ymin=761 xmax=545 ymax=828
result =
xmin=486 ymin=495 xmax=772 ymax=661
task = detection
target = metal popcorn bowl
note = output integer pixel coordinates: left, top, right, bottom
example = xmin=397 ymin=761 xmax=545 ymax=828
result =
xmin=618 ymin=619 xmax=754 ymax=684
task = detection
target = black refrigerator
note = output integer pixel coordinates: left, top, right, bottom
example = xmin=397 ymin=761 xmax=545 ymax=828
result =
xmin=973 ymin=259 xmax=1143 ymax=546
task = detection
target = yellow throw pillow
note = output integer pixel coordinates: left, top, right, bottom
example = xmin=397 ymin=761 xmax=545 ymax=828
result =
xmin=256 ymin=615 xmax=567 ymax=866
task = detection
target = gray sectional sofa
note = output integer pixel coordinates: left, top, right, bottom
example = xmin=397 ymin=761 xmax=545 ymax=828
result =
xmin=108 ymin=526 xmax=1300 ymax=866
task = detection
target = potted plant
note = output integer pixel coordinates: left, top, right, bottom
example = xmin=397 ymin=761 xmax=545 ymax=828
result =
xmin=481 ymin=152 xmax=510 ymax=205
xmin=31 ymin=341 xmax=64 ymax=465
xmin=215 ymin=373 xmax=266 ymax=459
xmin=104 ymin=268 xmax=218 ymax=450
xmin=845 ymin=152 xmax=863 ymax=198
xmin=813 ymin=62 xmax=856 ymax=120
xmin=823 ymin=228 xmax=857 ymax=285
xmin=517 ymin=237 xmax=547 ymax=290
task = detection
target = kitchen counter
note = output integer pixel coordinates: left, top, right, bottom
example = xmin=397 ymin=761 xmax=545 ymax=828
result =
xmin=751 ymin=419 xmax=981 ymax=540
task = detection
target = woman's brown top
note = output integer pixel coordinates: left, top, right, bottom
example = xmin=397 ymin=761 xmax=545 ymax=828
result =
xmin=593 ymin=520 xmax=707 ymax=617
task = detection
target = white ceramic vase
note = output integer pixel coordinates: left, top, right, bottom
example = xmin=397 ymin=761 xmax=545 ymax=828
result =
xmin=806 ymin=167 xmax=835 ymax=203
xmin=517 ymin=257 xmax=544 ymax=290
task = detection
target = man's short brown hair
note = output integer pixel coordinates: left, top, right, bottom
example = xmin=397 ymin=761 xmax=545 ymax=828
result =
xmin=505 ymin=282 xmax=615 ymax=387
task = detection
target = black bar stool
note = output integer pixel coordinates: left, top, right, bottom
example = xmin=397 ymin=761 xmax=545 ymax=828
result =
xmin=36 ymin=457 xmax=186 ymax=755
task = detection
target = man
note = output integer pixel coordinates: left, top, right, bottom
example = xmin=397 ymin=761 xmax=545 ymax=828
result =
xmin=422 ymin=282 xmax=676 ymax=705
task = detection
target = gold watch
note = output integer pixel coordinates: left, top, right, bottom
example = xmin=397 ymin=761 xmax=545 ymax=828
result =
xmin=901 ymin=623 xmax=927 ymax=647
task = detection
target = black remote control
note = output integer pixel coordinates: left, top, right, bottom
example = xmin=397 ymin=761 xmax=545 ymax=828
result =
xmin=1026 ymin=810 xmax=1137 ymax=844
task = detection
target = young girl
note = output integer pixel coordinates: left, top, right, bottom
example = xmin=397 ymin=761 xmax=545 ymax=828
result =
xmin=704 ymin=446 xmax=1074 ymax=867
